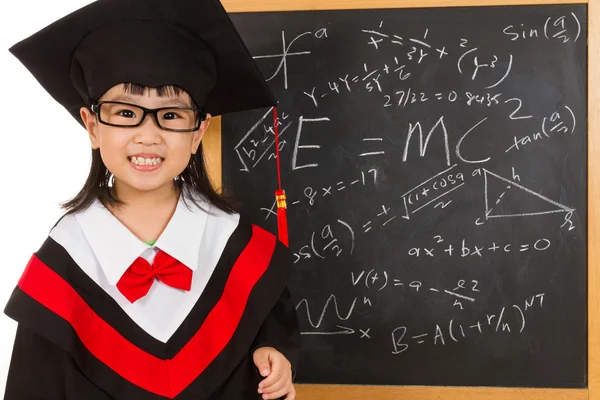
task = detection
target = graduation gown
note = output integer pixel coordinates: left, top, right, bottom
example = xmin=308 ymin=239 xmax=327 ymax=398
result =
xmin=3 ymin=220 xmax=300 ymax=400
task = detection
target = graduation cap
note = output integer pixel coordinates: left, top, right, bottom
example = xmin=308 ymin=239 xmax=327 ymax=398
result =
xmin=9 ymin=0 xmax=289 ymax=246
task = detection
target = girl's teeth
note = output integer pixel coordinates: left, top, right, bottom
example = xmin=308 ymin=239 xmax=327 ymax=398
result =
xmin=130 ymin=157 xmax=163 ymax=166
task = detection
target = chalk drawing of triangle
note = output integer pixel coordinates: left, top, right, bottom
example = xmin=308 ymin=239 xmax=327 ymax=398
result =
xmin=483 ymin=169 xmax=574 ymax=219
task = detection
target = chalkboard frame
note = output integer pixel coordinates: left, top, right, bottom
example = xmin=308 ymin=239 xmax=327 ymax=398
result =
xmin=201 ymin=0 xmax=599 ymax=398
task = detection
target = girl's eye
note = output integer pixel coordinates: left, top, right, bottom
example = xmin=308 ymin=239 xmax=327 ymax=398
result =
xmin=163 ymin=112 xmax=180 ymax=120
xmin=117 ymin=109 xmax=136 ymax=118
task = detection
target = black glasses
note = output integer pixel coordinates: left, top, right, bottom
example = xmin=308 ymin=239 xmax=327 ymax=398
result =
xmin=90 ymin=101 xmax=207 ymax=132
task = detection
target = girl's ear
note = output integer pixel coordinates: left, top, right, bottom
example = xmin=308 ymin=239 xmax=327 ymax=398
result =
xmin=80 ymin=106 xmax=100 ymax=149
xmin=191 ymin=113 xmax=211 ymax=154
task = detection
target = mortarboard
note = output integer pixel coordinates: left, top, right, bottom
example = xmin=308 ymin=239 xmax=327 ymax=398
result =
xmin=9 ymin=0 xmax=289 ymax=246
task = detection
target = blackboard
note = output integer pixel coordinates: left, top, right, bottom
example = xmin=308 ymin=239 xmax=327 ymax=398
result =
xmin=222 ymin=4 xmax=588 ymax=388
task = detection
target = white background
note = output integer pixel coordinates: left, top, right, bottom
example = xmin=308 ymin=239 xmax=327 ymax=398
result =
xmin=0 ymin=0 xmax=94 ymax=393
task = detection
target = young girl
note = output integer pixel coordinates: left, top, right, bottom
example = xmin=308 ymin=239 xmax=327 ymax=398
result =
xmin=3 ymin=0 xmax=300 ymax=399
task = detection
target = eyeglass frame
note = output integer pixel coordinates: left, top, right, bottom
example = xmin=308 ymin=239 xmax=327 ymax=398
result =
xmin=89 ymin=101 xmax=207 ymax=132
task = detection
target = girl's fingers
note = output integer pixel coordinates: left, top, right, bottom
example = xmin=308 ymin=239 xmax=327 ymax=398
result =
xmin=259 ymin=378 xmax=285 ymax=394
xmin=261 ymin=385 xmax=291 ymax=400
xmin=258 ymin=368 xmax=282 ymax=390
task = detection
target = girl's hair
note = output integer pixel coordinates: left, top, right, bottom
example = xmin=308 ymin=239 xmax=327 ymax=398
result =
xmin=61 ymin=83 xmax=237 ymax=215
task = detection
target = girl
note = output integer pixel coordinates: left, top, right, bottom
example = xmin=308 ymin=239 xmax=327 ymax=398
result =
xmin=3 ymin=0 xmax=300 ymax=399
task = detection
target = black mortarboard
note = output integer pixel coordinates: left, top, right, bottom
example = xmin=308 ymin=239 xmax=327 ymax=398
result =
xmin=9 ymin=0 xmax=277 ymax=123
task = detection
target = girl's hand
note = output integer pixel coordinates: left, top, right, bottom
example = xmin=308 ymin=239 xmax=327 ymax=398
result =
xmin=252 ymin=346 xmax=295 ymax=400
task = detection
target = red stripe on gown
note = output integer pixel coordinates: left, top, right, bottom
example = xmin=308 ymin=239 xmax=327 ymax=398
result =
xmin=17 ymin=225 xmax=276 ymax=398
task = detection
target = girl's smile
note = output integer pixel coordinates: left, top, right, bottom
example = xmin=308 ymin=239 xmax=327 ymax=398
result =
xmin=128 ymin=153 xmax=165 ymax=172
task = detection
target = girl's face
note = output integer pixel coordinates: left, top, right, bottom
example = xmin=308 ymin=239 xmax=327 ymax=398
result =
xmin=79 ymin=84 xmax=211 ymax=196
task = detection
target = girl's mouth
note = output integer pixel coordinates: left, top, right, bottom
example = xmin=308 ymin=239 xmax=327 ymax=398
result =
xmin=128 ymin=156 xmax=164 ymax=170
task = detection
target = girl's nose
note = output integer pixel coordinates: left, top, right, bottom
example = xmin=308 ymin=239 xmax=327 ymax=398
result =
xmin=134 ymin=115 xmax=163 ymax=145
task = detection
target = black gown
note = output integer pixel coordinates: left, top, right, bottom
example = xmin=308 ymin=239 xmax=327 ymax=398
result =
xmin=3 ymin=219 xmax=300 ymax=400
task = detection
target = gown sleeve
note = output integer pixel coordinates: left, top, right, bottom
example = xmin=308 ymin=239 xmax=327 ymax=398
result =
xmin=4 ymin=325 xmax=66 ymax=400
xmin=250 ymin=285 xmax=301 ymax=378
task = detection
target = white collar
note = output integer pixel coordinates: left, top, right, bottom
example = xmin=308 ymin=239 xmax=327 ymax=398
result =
xmin=74 ymin=190 xmax=209 ymax=286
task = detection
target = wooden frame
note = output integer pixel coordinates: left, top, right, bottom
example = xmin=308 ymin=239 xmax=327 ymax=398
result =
xmin=202 ymin=0 xmax=599 ymax=398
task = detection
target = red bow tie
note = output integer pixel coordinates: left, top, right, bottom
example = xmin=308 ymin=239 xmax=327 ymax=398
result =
xmin=116 ymin=249 xmax=193 ymax=303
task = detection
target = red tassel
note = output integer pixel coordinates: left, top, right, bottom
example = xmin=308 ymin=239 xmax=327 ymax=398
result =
xmin=273 ymin=107 xmax=289 ymax=247
xmin=275 ymin=189 xmax=289 ymax=247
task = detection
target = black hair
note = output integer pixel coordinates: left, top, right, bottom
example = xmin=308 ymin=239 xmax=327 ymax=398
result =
xmin=61 ymin=83 xmax=237 ymax=215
